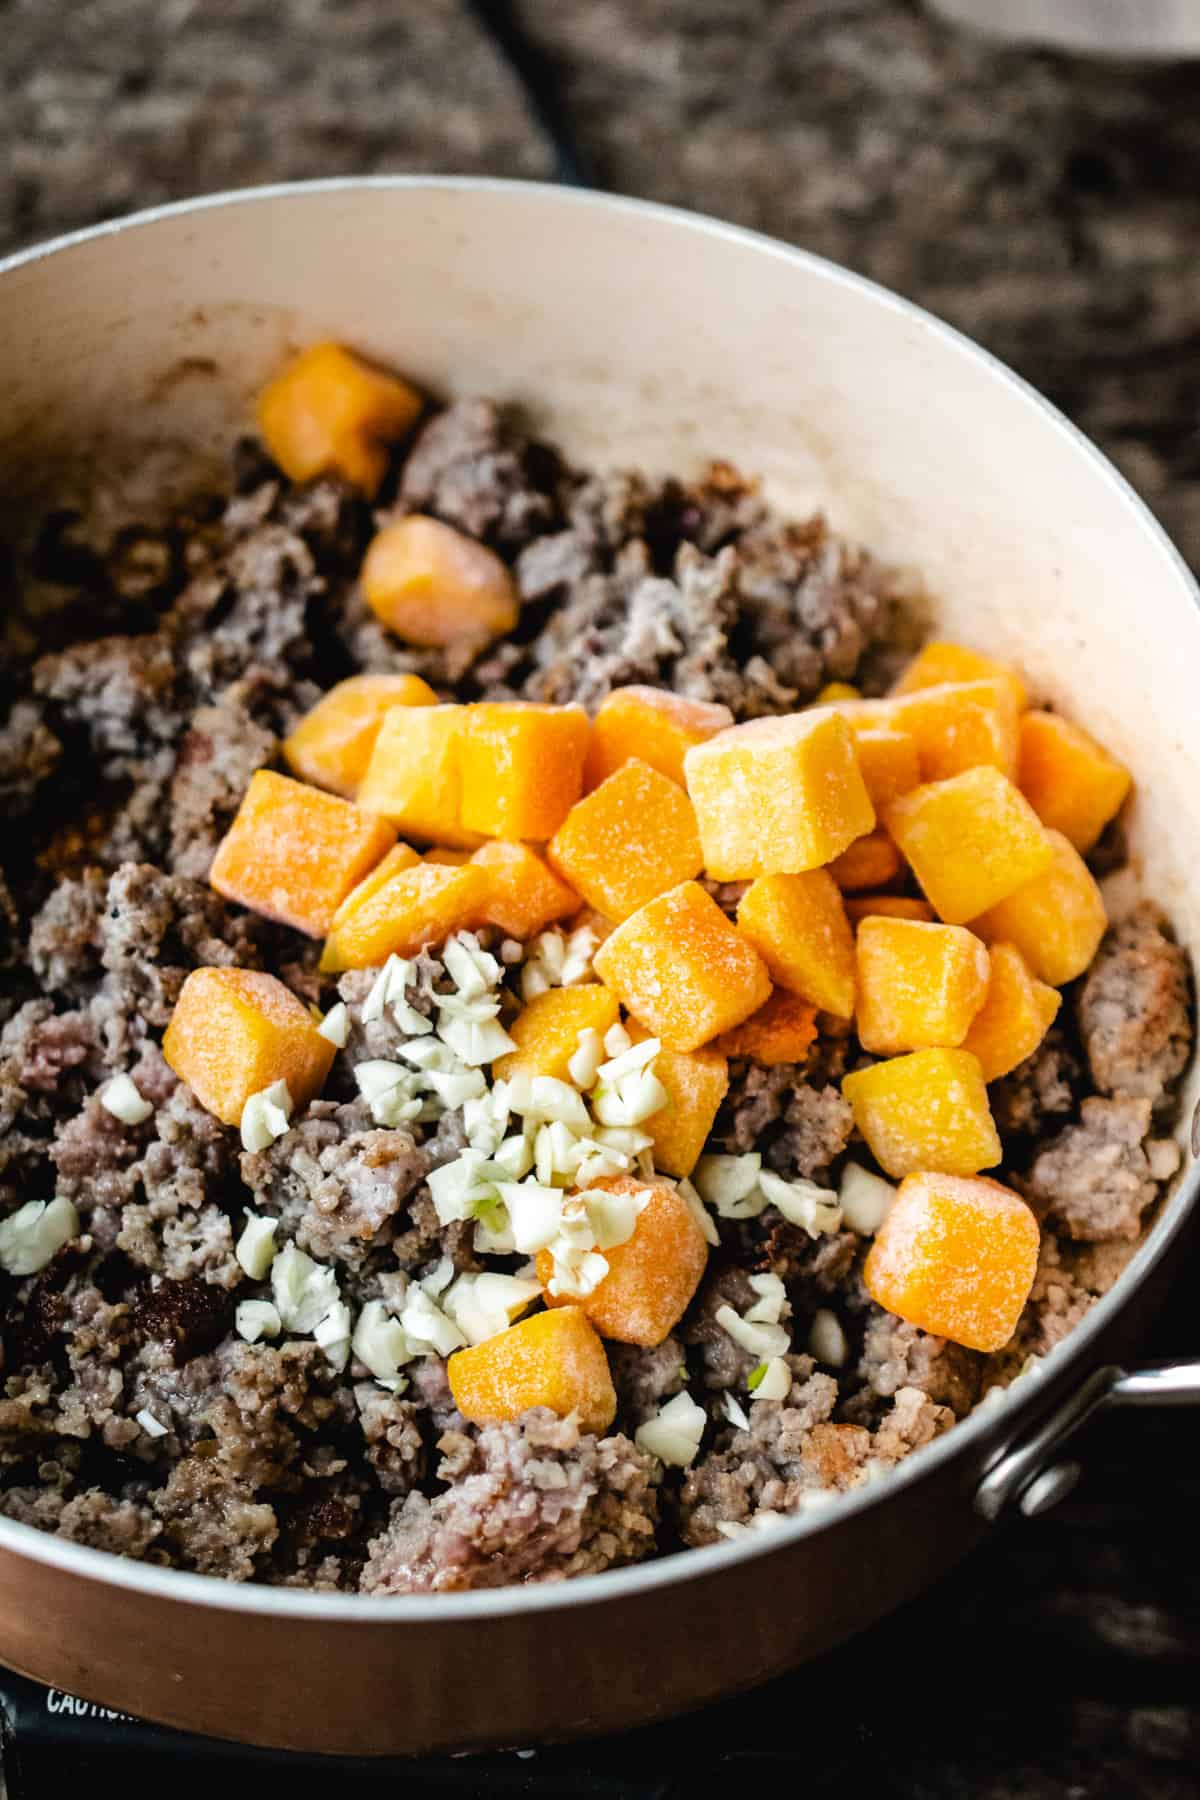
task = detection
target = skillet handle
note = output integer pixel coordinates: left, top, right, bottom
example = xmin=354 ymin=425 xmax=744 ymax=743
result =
xmin=974 ymin=1358 xmax=1200 ymax=1522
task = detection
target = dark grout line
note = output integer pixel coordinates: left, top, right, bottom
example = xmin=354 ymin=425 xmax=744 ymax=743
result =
xmin=465 ymin=0 xmax=602 ymax=189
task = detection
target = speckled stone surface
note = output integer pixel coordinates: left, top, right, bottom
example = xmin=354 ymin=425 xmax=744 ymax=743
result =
xmin=2 ymin=3 xmax=1199 ymax=1793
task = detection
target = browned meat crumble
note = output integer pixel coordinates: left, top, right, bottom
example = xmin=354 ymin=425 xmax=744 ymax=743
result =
xmin=0 ymin=397 xmax=1192 ymax=1591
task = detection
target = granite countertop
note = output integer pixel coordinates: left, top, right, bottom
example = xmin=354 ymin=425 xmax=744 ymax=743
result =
xmin=3 ymin=2 xmax=1199 ymax=1792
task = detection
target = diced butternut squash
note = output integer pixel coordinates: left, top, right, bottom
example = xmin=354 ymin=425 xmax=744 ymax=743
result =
xmin=886 ymin=680 xmax=1020 ymax=783
xmin=362 ymin=515 xmax=518 ymax=650
xmin=891 ymin=640 xmax=1028 ymax=713
xmin=736 ymin=871 xmax=856 ymax=1019
xmin=854 ymin=728 xmax=921 ymax=810
xmin=547 ymin=760 xmax=703 ymax=923
xmin=962 ymin=942 xmax=1061 ymax=1082
xmin=845 ymin=895 xmax=935 ymax=925
xmin=319 ymin=862 xmax=489 ymax=972
xmin=972 ymin=829 xmax=1106 ymax=986
xmin=842 ymin=1048 xmax=1000 ymax=1178
xmin=330 ymin=842 xmax=421 ymax=929
xmin=815 ymin=681 xmax=861 ymax=704
xmin=863 ymin=1172 xmax=1040 ymax=1352
xmin=594 ymin=881 xmax=771 ymax=1052
xmin=163 ymin=967 xmax=335 ymax=1127
xmin=282 ymin=673 xmax=437 ymax=799
xmin=884 ymin=766 xmax=1054 ymax=925
xmin=256 ymin=342 xmax=422 ymax=495
xmin=357 ymin=704 xmax=480 ymax=848
xmin=424 ymin=846 xmax=470 ymax=865
xmin=584 ymin=685 xmax=733 ymax=791
xmin=855 ymin=918 xmax=991 ymax=1055
xmin=447 ymin=1305 xmax=616 ymax=1433
xmin=1017 ymin=709 xmax=1132 ymax=852
xmin=459 ymin=702 xmax=589 ymax=841
xmin=209 ymin=770 xmax=396 ymax=937
xmin=829 ymin=829 xmax=904 ymax=892
xmin=626 ymin=1022 xmax=729 ymax=1179
xmin=471 ymin=840 xmax=579 ymax=939
xmin=538 ymin=1176 xmax=709 ymax=1346
xmin=684 ymin=709 xmax=875 ymax=880
xmin=713 ymin=990 xmax=819 ymax=1064
xmin=493 ymin=985 xmax=621 ymax=1084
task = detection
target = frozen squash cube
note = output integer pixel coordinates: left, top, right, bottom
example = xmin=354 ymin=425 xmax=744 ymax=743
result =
xmin=330 ymin=842 xmax=421 ymax=928
xmin=471 ymin=840 xmax=579 ymax=939
xmin=282 ymin=673 xmax=437 ymax=799
xmin=357 ymin=704 xmax=480 ymax=848
xmin=362 ymin=515 xmax=518 ymax=650
xmin=884 ymin=766 xmax=1054 ymax=925
xmin=256 ymin=341 xmax=422 ymax=496
xmin=972 ymin=829 xmax=1106 ymax=986
xmin=584 ymin=685 xmax=733 ymax=791
xmin=626 ymin=1022 xmax=729 ymax=1179
xmin=736 ymin=871 xmax=856 ymax=1019
xmin=459 ymin=702 xmax=589 ymax=841
xmin=493 ymin=984 xmax=621 ymax=1084
xmin=842 ymin=1048 xmax=1001 ymax=1178
xmin=863 ymin=1171 xmax=1040 ymax=1352
xmin=683 ymin=709 xmax=875 ymax=880
xmin=855 ymin=917 xmax=991 ymax=1055
xmin=593 ymin=881 xmax=770 ymax=1052
xmin=854 ymin=728 xmax=921 ymax=811
xmin=962 ymin=942 xmax=1061 ymax=1082
xmin=538 ymin=1175 xmax=709 ymax=1346
xmin=713 ymin=989 xmax=818 ymax=1064
xmin=891 ymin=640 xmax=1028 ymax=713
xmin=447 ymin=1305 xmax=616 ymax=1434
xmin=815 ymin=681 xmax=861 ymax=703
xmin=829 ymin=828 xmax=904 ymax=893
xmin=424 ymin=846 xmax=470 ymax=865
xmin=209 ymin=770 xmax=396 ymax=938
xmin=319 ymin=862 xmax=489 ymax=972
xmin=887 ymin=680 xmax=1020 ymax=783
xmin=1017 ymin=709 xmax=1132 ymax=852
xmin=163 ymin=967 xmax=335 ymax=1127
xmin=547 ymin=759 xmax=703 ymax=923
xmin=845 ymin=895 xmax=935 ymax=925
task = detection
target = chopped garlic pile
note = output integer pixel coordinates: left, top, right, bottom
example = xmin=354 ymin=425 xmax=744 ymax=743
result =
xmin=717 ymin=1271 xmax=793 ymax=1375
xmin=694 ymin=1152 xmax=894 ymax=1241
xmin=635 ymin=1391 xmax=708 ymax=1467
xmin=520 ymin=922 xmax=601 ymax=1001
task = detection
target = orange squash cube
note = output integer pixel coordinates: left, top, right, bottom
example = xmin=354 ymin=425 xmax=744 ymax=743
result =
xmin=713 ymin=990 xmax=818 ymax=1064
xmin=282 ymin=673 xmax=437 ymax=799
xmin=884 ymin=766 xmax=1053 ymax=925
xmin=357 ymin=704 xmax=480 ymax=848
xmin=209 ymin=770 xmax=396 ymax=938
xmin=163 ymin=967 xmax=336 ymax=1128
xmin=829 ymin=828 xmax=904 ymax=893
xmin=319 ymin=862 xmax=489 ymax=972
xmin=424 ymin=846 xmax=470 ymax=866
xmin=547 ymin=760 xmax=703 ymax=923
xmin=855 ymin=918 xmax=990 ymax=1055
xmin=330 ymin=842 xmax=421 ymax=929
xmin=593 ymin=881 xmax=770 ymax=1052
xmin=962 ymin=942 xmax=1061 ymax=1082
xmin=1017 ymin=709 xmax=1132 ymax=852
xmin=854 ymin=727 xmax=921 ymax=810
xmin=447 ymin=1305 xmax=616 ymax=1434
xmin=887 ymin=680 xmax=1020 ymax=783
xmin=256 ymin=342 xmax=422 ymax=496
xmin=626 ymin=1022 xmax=729 ymax=1179
xmin=471 ymin=840 xmax=579 ymax=939
xmin=972 ymin=829 xmax=1106 ymax=986
xmin=684 ymin=709 xmax=875 ymax=880
xmin=845 ymin=895 xmax=935 ymax=925
xmin=584 ymin=685 xmax=733 ymax=791
xmin=362 ymin=515 xmax=518 ymax=650
xmin=863 ymin=1172 xmax=1040 ymax=1352
xmin=538 ymin=1175 xmax=709 ymax=1346
xmin=815 ymin=681 xmax=861 ymax=704
xmin=459 ymin=702 xmax=589 ymax=841
xmin=842 ymin=1048 xmax=1001 ymax=1178
xmin=493 ymin=984 xmax=621 ymax=1084
xmin=736 ymin=871 xmax=856 ymax=1019
xmin=891 ymin=640 xmax=1028 ymax=713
